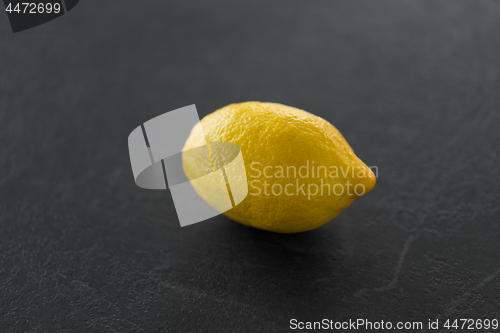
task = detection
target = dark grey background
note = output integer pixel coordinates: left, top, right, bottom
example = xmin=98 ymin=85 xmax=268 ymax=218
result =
xmin=1 ymin=0 xmax=500 ymax=332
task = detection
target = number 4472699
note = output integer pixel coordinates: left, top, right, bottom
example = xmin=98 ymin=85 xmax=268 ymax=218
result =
xmin=444 ymin=319 xmax=499 ymax=330
xmin=5 ymin=2 xmax=61 ymax=14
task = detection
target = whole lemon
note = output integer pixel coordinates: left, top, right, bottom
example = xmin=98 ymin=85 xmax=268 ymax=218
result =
xmin=182 ymin=102 xmax=376 ymax=233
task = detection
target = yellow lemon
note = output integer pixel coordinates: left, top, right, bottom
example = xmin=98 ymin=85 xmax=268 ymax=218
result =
xmin=182 ymin=102 xmax=376 ymax=233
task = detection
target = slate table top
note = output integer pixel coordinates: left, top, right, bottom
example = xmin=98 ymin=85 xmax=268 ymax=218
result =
xmin=1 ymin=0 xmax=500 ymax=332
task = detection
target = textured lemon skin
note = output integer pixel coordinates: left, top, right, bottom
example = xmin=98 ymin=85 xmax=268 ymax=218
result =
xmin=183 ymin=102 xmax=376 ymax=233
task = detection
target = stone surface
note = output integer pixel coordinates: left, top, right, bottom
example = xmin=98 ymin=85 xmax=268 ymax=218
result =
xmin=1 ymin=0 xmax=499 ymax=331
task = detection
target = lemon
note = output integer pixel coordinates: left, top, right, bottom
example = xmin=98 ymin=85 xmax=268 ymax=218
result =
xmin=182 ymin=102 xmax=376 ymax=233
